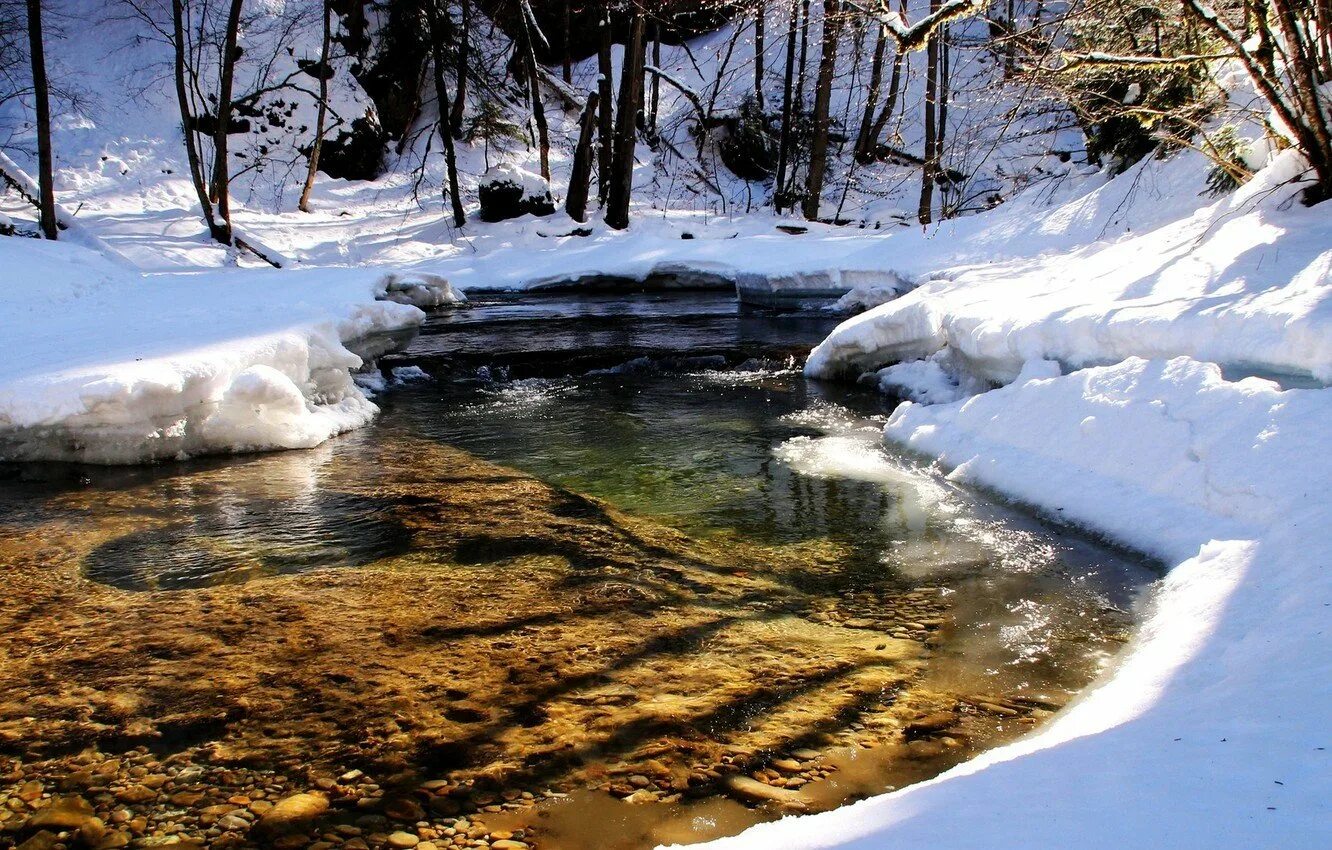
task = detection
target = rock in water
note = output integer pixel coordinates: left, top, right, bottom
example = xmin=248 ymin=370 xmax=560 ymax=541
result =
xmin=256 ymin=792 xmax=329 ymax=834
xmin=478 ymin=164 xmax=555 ymax=222
xmin=723 ymin=775 xmax=807 ymax=809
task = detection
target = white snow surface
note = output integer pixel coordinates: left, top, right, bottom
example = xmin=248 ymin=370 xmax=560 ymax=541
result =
xmin=0 ymin=237 xmax=426 ymax=463
xmin=681 ymin=355 xmax=1332 ymax=849
xmin=807 ymin=150 xmax=1332 ymax=384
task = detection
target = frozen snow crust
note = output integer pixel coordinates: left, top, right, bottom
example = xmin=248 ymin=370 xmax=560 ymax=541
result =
xmin=0 ymin=238 xmax=428 ymax=464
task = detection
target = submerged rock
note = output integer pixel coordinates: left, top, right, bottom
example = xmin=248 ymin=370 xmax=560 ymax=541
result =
xmin=256 ymin=792 xmax=329 ymax=834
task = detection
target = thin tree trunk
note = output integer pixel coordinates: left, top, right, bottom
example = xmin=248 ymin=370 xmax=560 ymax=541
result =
xmin=774 ymin=0 xmax=800 ymax=213
xmin=753 ymin=1 xmax=766 ymax=110
xmin=298 ymin=0 xmax=332 ymax=213
xmin=566 ymin=91 xmax=600 ymax=222
xmin=451 ymin=0 xmax=470 ymax=138
xmin=649 ymin=22 xmax=660 ymax=137
xmin=517 ymin=1 xmax=550 ymax=181
xmin=937 ymin=25 xmax=951 ymax=217
xmin=853 ymin=19 xmax=887 ymax=162
xmin=867 ymin=50 xmax=904 ymax=147
xmin=172 ymin=0 xmax=221 ymax=240
xmin=427 ymin=1 xmax=465 ymax=227
xmin=802 ymin=0 xmax=841 ymax=221
xmin=210 ymin=0 xmax=244 ymax=245
xmin=796 ymin=0 xmax=810 ymax=104
xmin=24 ymin=0 xmax=55 ymax=240
xmin=597 ymin=4 xmax=615 ymax=204
xmin=605 ymin=8 xmax=645 ymax=230
xmin=917 ymin=0 xmax=941 ymax=225
xmin=561 ymin=0 xmax=572 ymax=83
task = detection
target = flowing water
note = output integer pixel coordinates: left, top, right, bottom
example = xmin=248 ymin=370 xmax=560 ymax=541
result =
xmin=0 ymin=293 xmax=1156 ymax=850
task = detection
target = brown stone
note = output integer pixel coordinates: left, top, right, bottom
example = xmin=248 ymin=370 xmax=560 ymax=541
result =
xmin=256 ymin=792 xmax=329 ymax=834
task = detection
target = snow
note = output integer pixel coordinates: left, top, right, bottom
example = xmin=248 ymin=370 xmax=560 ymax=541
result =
xmin=680 ymin=355 xmax=1332 ymax=849
xmin=0 ymin=237 xmax=428 ymax=464
xmin=806 ymin=150 xmax=1332 ymax=385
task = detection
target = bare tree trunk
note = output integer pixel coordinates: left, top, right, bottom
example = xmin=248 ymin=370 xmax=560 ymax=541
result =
xmin=917 ymin=0 xmax=940 ymax=225
xmin=427 ymin=0 xmax=465 ymax=227
xmin=561 ymin=0 xmax=572 ymax=83
xmin=802 ymin=0 xmax=841 ymax=221
xmin=566 ymin=91 xmax=601 ymax=222
xmin=451 ymin=0 xmax=470 ymax=138
xmin=299 ymin=0 xmax=332 ymax=213
xmin=853 ymin=18 xmax=887 ymax=162
xmin=649 ymin=23 xmax=661 ymax=138
xmin=753 ymin=1 xmax=766 ymax=110
xmin=171 ymin=0 xmax=221 ymax=241
xmin=774 ymin=0 xmax=800 ymax=212
xmin=24 ymin=0 xmax=55 ymax=240
xmin=209 ymin=0 xmax=244 ymax=245
xmin=597 ymin=3 xmax=615 ymax=205
xmin=796 ymin=0 xmax=810 ymax=104
xmin=866 ymin=0 xmax=906 ymax=150
xmin=605 ymin=8 xmax=645 ymax=230
xmin=937 ymin=24 xmax=951 ymax=217
xmin=517 ymin=1 xmax=550 ymax=181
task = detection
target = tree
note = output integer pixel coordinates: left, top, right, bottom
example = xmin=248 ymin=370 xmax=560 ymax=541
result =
xmin=24 ymin=0 xmax=54 ymax=239
xmin=451 ymin=0 xmax=470 ymax=138
xmin=298 ymin=0 xmax=332 ymax=213
xmin=802 ymin=0 xmax=843 ymax=220
xmin=605 ymin=6 xmax=645 ymax=229
xmin=566 ymin=91 xmax=600 ymax=221
xmin=753 ymin=0 xmax=766 ymax=111
xmin=516 ymin=0 xmax=550 ymax=181
xmin=427 ymin=0 xmax=465 ymax=227
xmin=917 ymin=0 xmax=941 ymax=224
xmin=1183 ymin=0 xmax=1332 ymax=202
xmin=596 ymin=1 xmax=615 ymax=204
xmin=208 ymin=0 xmax=244 ymax=245
xmin=774 ymin=0 xmax=800 ymax=212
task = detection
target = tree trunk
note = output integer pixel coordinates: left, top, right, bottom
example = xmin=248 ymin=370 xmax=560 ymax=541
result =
xmin=427 ymin=1 xmax=466 ymax=227
xmin=299 ymin=0 xmax=332 ymax=213
xmin=566 ymin=91 xmax=601 ymax=222
xmin=796 ymin=0 xmax=810 ymax=104
xmin=451 ymin=0 xmax=470 ymax=138
xmin=605 ymin=9 xmax=645 ymax=230
xmin=597 ymin=4 xmax=615 ymax=205
xmin=24 ymin=0 xmax=55 ymax=240
xmin=774 ymin=0 xmax=800 ymax=213
xmin=561 ymin=0 xmax=572 ymax=83
xmin=802 ymin=0 xmax=841 ymax=221
xmin=171 ymin=0 xmax=221 ymax=241
xmin=210 ymin=0 xmax=244 ymax=245
xmin=917 ymin=0 xmax=941 ymax=225
xmin=518 ymin=2 xmax=550 ymax=181
xmin=937 ymin=25 xmax=951 ymax=217
xmin=649 ymin=22 xmax=661 ymax=138
xmin=753 ymin=1 xmax=766 ymax=110
xmin=853 ymin=19 xmax=887 ymax=162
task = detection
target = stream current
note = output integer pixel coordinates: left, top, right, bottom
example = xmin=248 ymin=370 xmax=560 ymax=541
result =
xmin=0 ymin=292 xmax=1156 ymax=850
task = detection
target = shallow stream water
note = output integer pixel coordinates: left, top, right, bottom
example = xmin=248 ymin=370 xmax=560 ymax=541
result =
xmin=0 ymin=293 xmax=1156 ymax=850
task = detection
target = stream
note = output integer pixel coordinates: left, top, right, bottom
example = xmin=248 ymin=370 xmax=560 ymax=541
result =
xmin=0 ymin=292 xmax=1156 ymax=850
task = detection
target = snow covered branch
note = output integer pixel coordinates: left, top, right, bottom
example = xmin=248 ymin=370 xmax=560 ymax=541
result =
xmin=863 ymin=0 xmax=984 ymax=52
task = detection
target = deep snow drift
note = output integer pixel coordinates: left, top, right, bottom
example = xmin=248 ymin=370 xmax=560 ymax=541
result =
xmin=0 ymin=238 xmax=432 ymax=463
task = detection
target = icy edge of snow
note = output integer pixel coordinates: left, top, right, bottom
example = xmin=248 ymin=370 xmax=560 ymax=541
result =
xmin=0 ymin=239 xmax=434 ymax=464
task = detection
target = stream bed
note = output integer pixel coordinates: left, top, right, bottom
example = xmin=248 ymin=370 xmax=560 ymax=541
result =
xmin=0 ymin=293 xmax=1156 ymax=850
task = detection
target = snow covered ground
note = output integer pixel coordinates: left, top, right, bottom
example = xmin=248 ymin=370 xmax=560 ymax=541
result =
xmin=0 ymin=237 xmax=431 ymax=463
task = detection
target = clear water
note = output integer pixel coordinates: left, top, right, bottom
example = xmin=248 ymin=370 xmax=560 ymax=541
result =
xmin=0 ymin=292 xmax=1158 ymax=850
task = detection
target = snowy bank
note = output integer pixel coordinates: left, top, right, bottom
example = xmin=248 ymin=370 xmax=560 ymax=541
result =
xmin=681 ymin=356 xmax=1331 ymax=849
xmin=806 ymin=152 xmax=1332 ymax=385
xmin=0 ymin=238 xmax=433 ymax=464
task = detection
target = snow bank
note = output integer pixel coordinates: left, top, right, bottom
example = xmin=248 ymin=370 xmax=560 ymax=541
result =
xmin=807 ymin=151 xmax=1332 ymax=384
xmin=682 ymin=356 xmax=1332 ymax=850
xmin=0 ymin=238 xmax=426 ymax=463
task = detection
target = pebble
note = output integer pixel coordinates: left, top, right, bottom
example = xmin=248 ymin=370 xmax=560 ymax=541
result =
xmin=387 ymin=831 xmax=420 ymax=848
xmin=256 ymin=792 xmax=329 ymax=833
xmin=490 ymin=841 xmax=529 ymax=850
